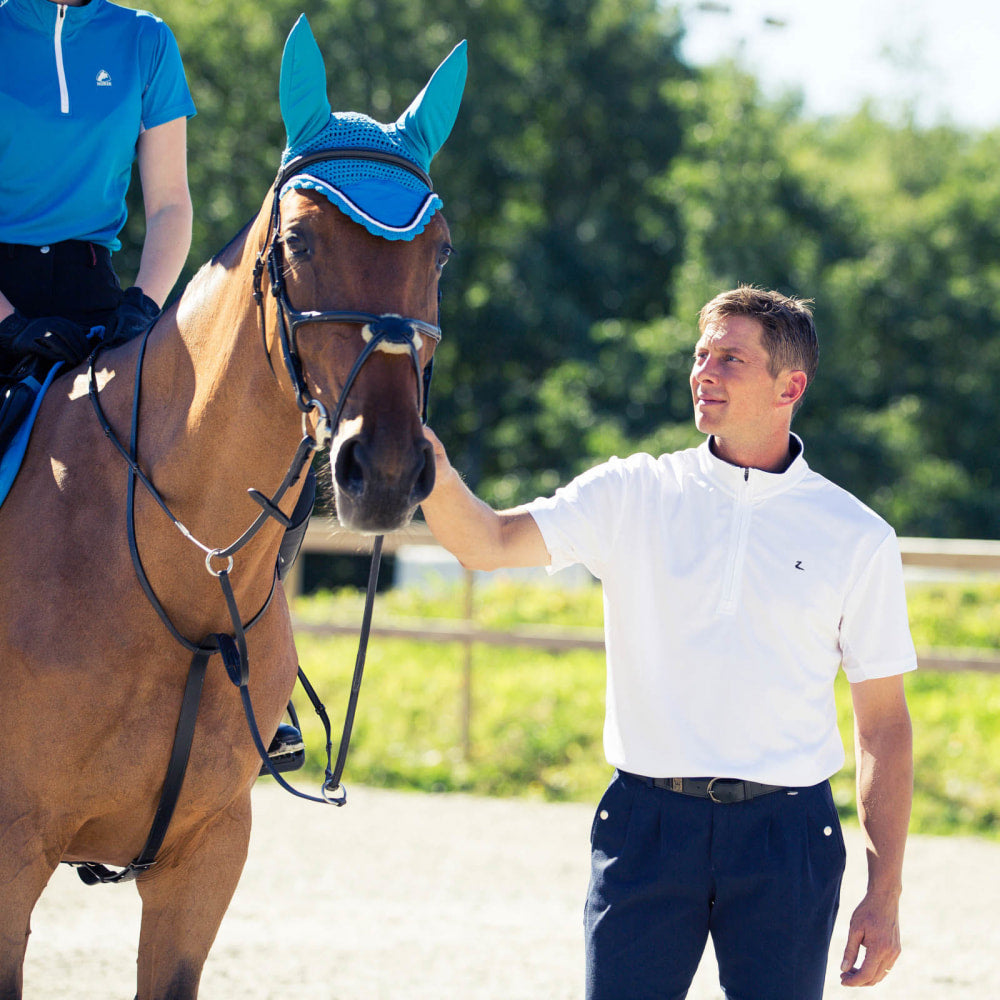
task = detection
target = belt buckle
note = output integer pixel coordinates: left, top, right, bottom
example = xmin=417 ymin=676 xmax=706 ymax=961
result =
xmin=707 ymin=777 xmax=738 ymax=804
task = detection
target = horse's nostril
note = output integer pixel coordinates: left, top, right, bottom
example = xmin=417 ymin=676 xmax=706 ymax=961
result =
xmin=411 ymin=439 xmax=436 ymax=505
xmin=334 ymin=438 xmax=367 ymax=499
xmin=334 ymin=435 xmax=435 ymax=521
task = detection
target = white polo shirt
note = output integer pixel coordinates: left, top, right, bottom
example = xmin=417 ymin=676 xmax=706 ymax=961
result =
xmin=525 ymin=435 xmax=917 ymax=787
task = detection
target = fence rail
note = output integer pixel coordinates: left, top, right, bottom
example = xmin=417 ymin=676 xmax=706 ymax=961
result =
xmin=897 ymin=536 xmax=1000 ymax=573
xmin=292 ymin=519 xmax=1000 ymax=571
xmin=288 ymin=520 xmax=1000 ymax=677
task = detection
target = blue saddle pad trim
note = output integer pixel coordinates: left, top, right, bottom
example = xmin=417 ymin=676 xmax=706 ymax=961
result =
xmin=0 ymin=361 xmax=63 ymax=510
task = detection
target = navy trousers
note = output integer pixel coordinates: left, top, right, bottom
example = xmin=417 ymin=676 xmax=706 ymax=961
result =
xmin=585 ymin=770 xmax=846 ymax=1000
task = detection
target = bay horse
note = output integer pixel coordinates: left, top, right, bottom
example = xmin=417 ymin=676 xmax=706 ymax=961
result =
xmin=0 ymin=16 xmax=466 ymax=1000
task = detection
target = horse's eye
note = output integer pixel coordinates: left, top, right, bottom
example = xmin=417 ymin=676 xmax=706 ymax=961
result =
xmin=437 ymin=244 xmax=453 ymax=270
xmin=283 ymin=231 xmax=310 ymax=259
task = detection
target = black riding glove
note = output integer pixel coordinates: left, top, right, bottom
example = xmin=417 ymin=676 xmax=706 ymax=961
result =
xmin=104 ymin=286 xmax=161 ymax=346
xmin=0 ymin=309 xmax=96 ymax=368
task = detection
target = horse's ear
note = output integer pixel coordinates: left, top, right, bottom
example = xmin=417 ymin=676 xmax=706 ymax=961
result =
xmin=394 ymin=40 xmax=468 ymax=171
xmin=280 ymin=14 xmax=332 ymax=150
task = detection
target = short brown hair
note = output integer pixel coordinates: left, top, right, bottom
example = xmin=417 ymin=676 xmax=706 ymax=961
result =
xmin=699 ymin=286 xmax=819 ymax=397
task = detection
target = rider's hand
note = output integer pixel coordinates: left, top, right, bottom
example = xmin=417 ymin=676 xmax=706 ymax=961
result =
xmin=103 ymin=286 xmax=161 ymax=346
xmin=0 ymin=309 xmax=96 ymax=366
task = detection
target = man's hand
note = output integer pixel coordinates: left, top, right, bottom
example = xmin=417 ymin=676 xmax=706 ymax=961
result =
xmin=418 ymin=426 xmax=550 ymax=571
xmin=421 ymin=426 xmax=455 ymax=482
xmin=0 ymin=309 xmax=95 ymax=366
xmin=840 ymin=887 xmax=902 ymax=986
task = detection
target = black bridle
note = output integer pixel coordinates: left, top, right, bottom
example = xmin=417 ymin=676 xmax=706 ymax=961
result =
xmin=73 ymin=148 xmax=444 ymax=885
xmin=253 ymin=148 xmax=443 ymax=433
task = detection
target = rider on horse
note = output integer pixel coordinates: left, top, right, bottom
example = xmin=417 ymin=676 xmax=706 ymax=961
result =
xmin=0 ymin=0 xmax=194 ymax=446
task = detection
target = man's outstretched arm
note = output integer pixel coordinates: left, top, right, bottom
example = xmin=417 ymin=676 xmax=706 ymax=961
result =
xmin=420 ymin=427 xmax=550 ymax=572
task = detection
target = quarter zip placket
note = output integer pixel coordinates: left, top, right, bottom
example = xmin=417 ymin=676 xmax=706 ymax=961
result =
xmin=54 ymin=4 xmax=70 ymax=114
xmin=716 ymin=466 xmax=753 ymax=616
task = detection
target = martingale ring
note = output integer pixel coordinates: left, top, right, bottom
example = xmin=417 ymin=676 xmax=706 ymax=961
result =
xmin=322 ymin=780 xmax=348 ymax=806
xmin=205 ymin=549 xmax=235 ymax=577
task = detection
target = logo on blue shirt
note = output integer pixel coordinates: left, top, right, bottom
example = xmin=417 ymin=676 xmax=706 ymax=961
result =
xmin=96 ymin=70 xmax=112 ymax=87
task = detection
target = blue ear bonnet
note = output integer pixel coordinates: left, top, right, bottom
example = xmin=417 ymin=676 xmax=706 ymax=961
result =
xmin=279 ymin=16 xmax=467 ymax=242
xmin=280 ymin=115 xmax=442 ymax=241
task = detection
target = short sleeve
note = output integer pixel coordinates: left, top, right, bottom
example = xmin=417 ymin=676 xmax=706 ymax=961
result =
xmin=139 ymin=18 xmax=196 ymax=131
xmin=839 ymin=530 xmax=918 ymax=682
xmin=525 ymin=457 xmax=634 ymax=579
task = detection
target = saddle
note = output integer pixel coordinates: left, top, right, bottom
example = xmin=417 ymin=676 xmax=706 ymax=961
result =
xmin=0 ymin=358 xmax=62 ymax=509
xmin=0 ymin=315 xmax=112 ymax=508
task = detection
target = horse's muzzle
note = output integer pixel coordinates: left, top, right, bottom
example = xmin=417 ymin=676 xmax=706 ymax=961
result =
xmin=332 ymin=433 xmax=435 ymax=533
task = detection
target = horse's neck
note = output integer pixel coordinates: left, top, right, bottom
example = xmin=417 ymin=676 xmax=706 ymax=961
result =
xmin=130 ymin=212 xmax=305 ymax=587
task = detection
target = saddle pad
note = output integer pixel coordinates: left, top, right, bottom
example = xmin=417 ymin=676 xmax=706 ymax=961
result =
xmin=0 ymin=362 xmax=62 ymax=510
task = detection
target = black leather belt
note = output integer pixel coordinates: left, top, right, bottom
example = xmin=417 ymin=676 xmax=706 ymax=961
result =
xmin=623 ymin=772 xmax=787 ymax=804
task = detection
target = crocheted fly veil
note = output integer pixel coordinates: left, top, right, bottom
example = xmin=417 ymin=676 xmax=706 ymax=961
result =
xmin=278 ymin=15 xmax=467 ymax=240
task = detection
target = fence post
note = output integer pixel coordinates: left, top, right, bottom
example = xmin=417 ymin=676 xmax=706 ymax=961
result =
xmin=461 ymin=567 xmax=475 ymax=760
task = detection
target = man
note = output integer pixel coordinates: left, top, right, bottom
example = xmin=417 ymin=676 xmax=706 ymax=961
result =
xmin=420 ymin=286 xmax=914 ymax=999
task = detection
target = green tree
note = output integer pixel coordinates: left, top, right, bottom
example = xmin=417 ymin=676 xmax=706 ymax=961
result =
xmin=114 ymin=2 xmax=998 ymax=537
xmin=793 ymin=116 xmax=1000 ymax=536
xmin=118 ymin=0 xmax=690 ymax=501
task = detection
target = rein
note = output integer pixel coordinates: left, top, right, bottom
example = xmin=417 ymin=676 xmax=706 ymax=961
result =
xmin=73 ymin=147 xmax=441 ymax=885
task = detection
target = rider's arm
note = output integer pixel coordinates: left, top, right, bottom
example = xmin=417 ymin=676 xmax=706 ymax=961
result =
xmin=421 ymin=427 xmax=550 ymax=572
xmin=133 ymin=117 xmax=193 ymax=308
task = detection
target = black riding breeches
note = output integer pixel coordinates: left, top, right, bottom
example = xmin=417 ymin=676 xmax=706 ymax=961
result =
xmin=0 ymin=240 xmax=123 ymax=329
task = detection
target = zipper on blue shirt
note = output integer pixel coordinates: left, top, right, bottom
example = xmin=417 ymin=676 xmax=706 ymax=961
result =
xmin=54 ymin=5 xmax=69 ymax=115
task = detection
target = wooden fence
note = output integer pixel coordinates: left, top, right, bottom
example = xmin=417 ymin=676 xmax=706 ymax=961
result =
xmin=285 ymin=522 xmax=998 ymax=755
xmin=286 ymin=518 xmax=1000 ymax=675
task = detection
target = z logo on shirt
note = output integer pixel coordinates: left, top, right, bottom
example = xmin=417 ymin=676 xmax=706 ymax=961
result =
xmin=795 ymin=560 xmax=805 ymax=571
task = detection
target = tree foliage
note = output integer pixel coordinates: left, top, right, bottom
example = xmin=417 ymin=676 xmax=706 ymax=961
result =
xmin=117 ymin=1 xmax=998 ymax=538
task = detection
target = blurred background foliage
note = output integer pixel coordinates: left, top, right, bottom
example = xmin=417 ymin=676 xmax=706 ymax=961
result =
xmin=121 ymin=0 xmax=998 ymax=537
xmin=289 ymin=580 xmax=1000 ymax=836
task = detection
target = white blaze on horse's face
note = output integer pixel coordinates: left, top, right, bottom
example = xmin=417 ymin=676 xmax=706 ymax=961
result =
xmin=330 ymin=415 xmax=364 ymax=451
xmin=361 ymin=317 xmax=423 ymax=355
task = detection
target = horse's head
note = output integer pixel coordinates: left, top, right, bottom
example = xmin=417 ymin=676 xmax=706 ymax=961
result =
xmin=265 ymin=16 xmax=466 ymax=534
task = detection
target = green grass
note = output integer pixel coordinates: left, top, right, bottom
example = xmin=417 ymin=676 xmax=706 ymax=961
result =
xmin=284 ymin=578 xmax=1000 ymax=839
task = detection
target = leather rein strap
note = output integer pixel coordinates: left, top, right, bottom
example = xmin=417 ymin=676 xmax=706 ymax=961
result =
xmin=73 ymin=148 xmax=439 ymax=885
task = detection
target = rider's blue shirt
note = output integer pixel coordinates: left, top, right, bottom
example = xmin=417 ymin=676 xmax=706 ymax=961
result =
xmin=0 ymin=0 xmax=195 ymax=250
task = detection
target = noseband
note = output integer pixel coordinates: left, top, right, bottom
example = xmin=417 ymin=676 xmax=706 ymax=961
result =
xmin=252 ymin=148 xmax=443 ymax=441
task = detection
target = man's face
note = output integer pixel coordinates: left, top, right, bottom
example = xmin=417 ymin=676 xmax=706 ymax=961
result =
xmin=690 ymin=314 xmax=793 ymax=461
